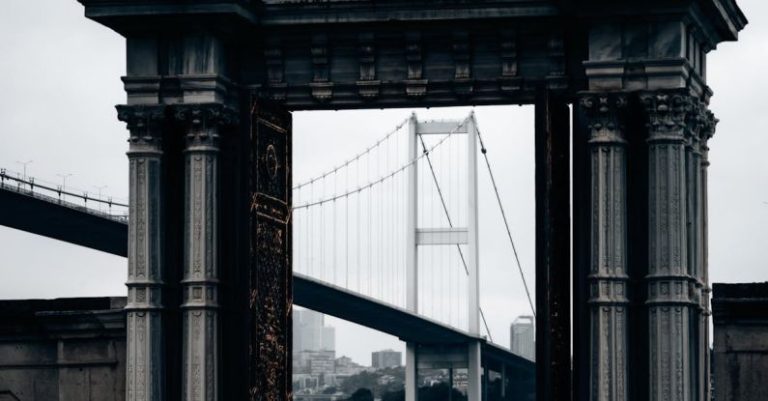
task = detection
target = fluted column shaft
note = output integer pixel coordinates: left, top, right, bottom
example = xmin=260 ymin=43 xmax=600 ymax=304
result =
xmin=177 ymin=104 xmax=236 ymax=401
xmin=642 ymin=92 xmax=705 ymax=401
xmin=698 ymin=112 xmax=716 ymax=401
xmin=117 ymin=105 xmax=168 ymax=401
xmin=689 ymin=122 xmax=706 ymax=401
xmin=581 ymin=93 xmax=630 ymax=401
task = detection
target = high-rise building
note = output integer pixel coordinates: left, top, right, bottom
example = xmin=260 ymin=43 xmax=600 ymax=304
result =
xmin=293 ymin=309 xmax=336 ymax=353
xmin=510 ymin=315 xmax=535 ymax=361
xmin=293 ymin=308 xmax=338 ymax=385
xmin=322 ymin=326 xmax=336 ymax=351
xmin=371 ymin=349 xmax=402 ymax=369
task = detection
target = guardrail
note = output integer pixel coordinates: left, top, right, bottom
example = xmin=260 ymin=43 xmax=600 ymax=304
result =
xmin=0 ymin=168 xmax=128 ymax=223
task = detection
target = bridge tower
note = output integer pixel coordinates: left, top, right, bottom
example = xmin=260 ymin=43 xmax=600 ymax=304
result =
xmin=405 ymin=113 xmax=483 ymax=401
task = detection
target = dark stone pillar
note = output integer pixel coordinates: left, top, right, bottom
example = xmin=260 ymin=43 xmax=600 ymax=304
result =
xmin=248 ymin=100 xmax=293 ymax=401
xmin=579 ymin=93 xmax=630 ymax=401
xmin=175 ymin=104 xmax=238 ymax=401
xmin=640 ymin=91 xmax=713 ymax=401
xmin=535 ymin=88 xmax=571 ymax=401
xmin=117 ymin=105 xmax=170 ymax=401
xmin=699 ymin=111 xmax=716 ymax=401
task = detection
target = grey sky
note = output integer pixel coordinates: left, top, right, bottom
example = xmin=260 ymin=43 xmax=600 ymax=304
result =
xmin=0 ymin=0 xmax=766 ymax=366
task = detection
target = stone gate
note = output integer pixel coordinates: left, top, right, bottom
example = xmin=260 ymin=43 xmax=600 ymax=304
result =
xmin=74 ymin=1 xmax=747 ymax=401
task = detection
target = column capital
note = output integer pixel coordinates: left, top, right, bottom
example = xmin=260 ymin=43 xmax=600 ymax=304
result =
xmin=639 ymin=90 xmax=698 ymax=142
xmin=172 ymin=103 xmax=239 ymax=129
xmin=578 ymin=92 xmax=629 ymax=144
xmin=173 ymin=103 xmax=239 ymax=149
xmin=701 ymin=108 xmax=719 ymax=140
xmin=116 ymin=104 xmax=167 ymax=143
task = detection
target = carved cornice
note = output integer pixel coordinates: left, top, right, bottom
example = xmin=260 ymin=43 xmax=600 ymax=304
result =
xmin=116 ymin=105 xmax=167 ymax=145
xmin=405 ymin=32 xmax=427 ymax=98
xmin=173 ymin=103 xmax=239 ymax=148
xmin=498 ymin=29 xmax=521 ymax=94
xmin=356 ymin=33 xmax=380 ymax=99
xmin=452 ymin=31 xmax=473 ymax=97
xmin=579 ymin=93 xmax=628 ymax=144
xmin=264 ymin=37 xmax=287 ymax=101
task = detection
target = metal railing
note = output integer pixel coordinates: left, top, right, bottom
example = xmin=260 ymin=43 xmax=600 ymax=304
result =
xmin=0 ymin=168 xmax=128 ymax=223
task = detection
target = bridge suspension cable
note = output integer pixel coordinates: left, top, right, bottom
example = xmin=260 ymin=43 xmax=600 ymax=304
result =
xmin=416 ymin=127 xmax=494 ymax=342
xmin=294 ymin=113 xmax=535 ymax=339
xmin=293 ymin=117 xmax=409 ymax=191
xmin=293 ymin=117 xmax=469 ymax=210
xmin=474 ymin=119 xmax=536 ymax=319
xmin=293 ymin=116 xmax=478 ymax=331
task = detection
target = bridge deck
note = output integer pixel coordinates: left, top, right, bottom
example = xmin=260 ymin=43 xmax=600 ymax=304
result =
xmin=0 ymin=185 xmax=127 ymax=256
xmin=0 ymin=184 xmax=533 ymax=372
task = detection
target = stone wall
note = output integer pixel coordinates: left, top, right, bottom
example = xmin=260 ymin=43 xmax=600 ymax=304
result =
xmin=712 ymin=282 xmax=768 ymax=401
xmin=0 ymin=297 xmax=126 ymax=401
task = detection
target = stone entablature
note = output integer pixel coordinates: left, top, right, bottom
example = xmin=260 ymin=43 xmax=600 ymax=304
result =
xmin=79 ymin=0 xmax=745 ymax=110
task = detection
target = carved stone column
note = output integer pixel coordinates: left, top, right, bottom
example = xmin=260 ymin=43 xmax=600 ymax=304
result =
xmin=698 ymin=110 xmax=717 ymax=401
xmin=580 ymin=93 xmax=629 ymax=401
xmin=117 ymin=105 xmax=168 ymax=401
xmin=641 ymin=91 xmax=699 ymax=401
xmin=176 ymin=103 xmax=236 ymax=401
xmin=684 ymin=99 xmax=718 ymax=401
xmin=688 ymin=104 xmax=705 ymax=401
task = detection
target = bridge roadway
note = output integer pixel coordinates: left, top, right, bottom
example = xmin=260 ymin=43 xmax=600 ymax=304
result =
xmin=0 ymin=184 xmax=533 ymax=375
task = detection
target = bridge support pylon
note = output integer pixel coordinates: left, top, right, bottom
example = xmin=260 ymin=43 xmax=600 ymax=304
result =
xmin=404 ymin=113 xmax=483 ymax=401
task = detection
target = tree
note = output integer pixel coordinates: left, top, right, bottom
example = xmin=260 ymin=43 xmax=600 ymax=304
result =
xmin=382 ymin=389 xmax=405 ymax=401
xmin=322 ymin=386 xmax=337 ymax=395
xmin=417 ymin=382 xmax=466 ymax=401
xmin=340 ymin=367 xmax=405 ymax=399
xmin=347 ymin=388 xmax=374 ymax=401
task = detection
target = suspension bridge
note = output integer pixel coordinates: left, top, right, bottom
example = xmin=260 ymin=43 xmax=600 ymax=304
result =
xmin=0 ymin=113 xmax=535 ymax=400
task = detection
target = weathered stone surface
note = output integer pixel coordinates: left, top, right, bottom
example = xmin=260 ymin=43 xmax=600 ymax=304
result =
xmin=117 ymin=104 xmax=168 ymax=401
xmin=67 ymin=2 xmax=750 ymax=401
xmin=79 ymin=0 xmax=747 ymax=110
xmin=579 ymin=92 xmax=630 ymax=401
xmin=248 ymin=101 xmax=293 ymax=401
xmin=0 ymin=298 xmax=126 ymax=401
xmin=713 ymin=282 xmax=768 ymax=401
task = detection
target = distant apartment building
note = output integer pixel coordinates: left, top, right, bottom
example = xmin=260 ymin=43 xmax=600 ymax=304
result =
xmin=294 ymin=309 xmax=335 ymax=353
xmin=293 ymin=308 xmax=338 ymax=388
xmin=510 ymin=315 xmax=535 ymax=361
xmin=335 ymin=356 xmax=366 ymax=376
xmin=308 ymin=351 xmax=336 ymax=376
xmin=322 ymin=326 xmax=336 ymax=351
xmin=371 ymin=349 xmax=402 ymax=369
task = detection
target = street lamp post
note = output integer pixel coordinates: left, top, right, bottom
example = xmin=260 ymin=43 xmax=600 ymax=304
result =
xmin=56 ymin=173 xmax=73 ymax=201
xmin=94 ymin=185 xmax=108 ymax=211
xmin=15 ymin=160 xmax=33 ymax=180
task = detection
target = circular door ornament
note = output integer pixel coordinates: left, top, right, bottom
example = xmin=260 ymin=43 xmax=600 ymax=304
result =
xmin=265 ymin=144 xmax=280 ymax=180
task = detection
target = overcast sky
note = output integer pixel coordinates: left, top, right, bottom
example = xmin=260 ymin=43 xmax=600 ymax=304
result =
xmin=0 ymin=0 xmax=765 ymax=366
